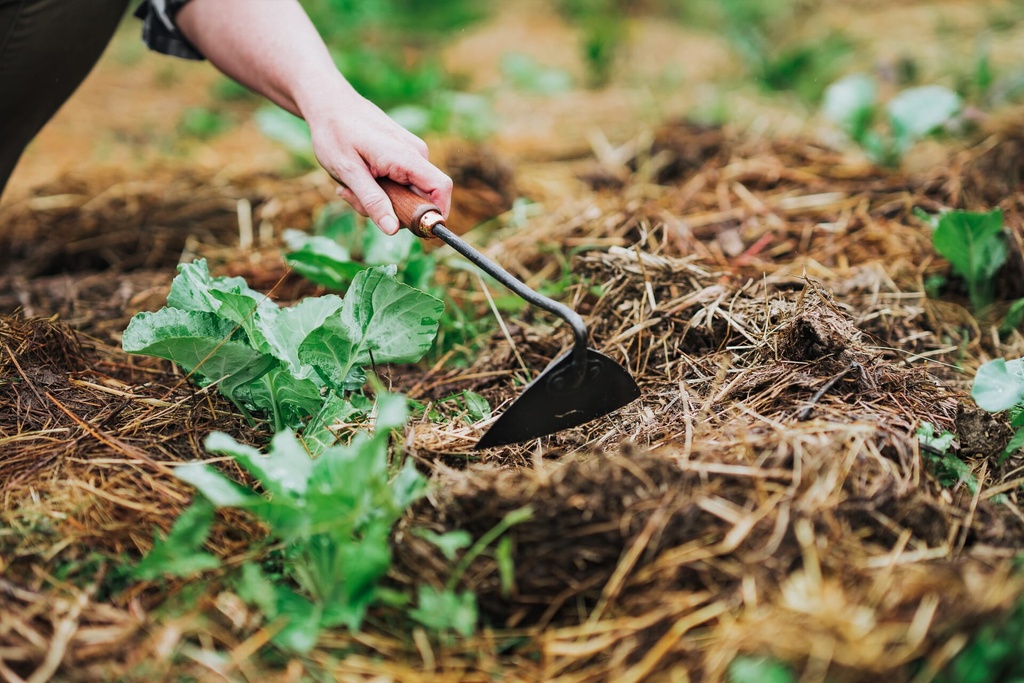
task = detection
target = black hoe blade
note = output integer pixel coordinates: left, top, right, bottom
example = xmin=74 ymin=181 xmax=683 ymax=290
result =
xmin=475 ymin=347 xmax=641 ymax=449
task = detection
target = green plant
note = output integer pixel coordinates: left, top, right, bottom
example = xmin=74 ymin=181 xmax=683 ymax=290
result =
xmin=500 ymin=54 xmax=574 ymax=94
xmin=132 ymin=499 xmax=220 ymax=581
xmin=916 ymin=422 xmax=984 ymax=491
xmin=556 ymin=0 xmax=627 ymax=88
xmin=731 ymin=29 xmax=852 ymax=102
xmin=284 ymin=204 xmax=435 ymax=292
xmin=670 ymin=0 xmax=847 ymax=102
xmin=823 ymin=74 xmax=962 ymax=167
xmin=728 ymin=655 xmax=796 ymax=683
xmin=917 ymin=208 xmax=1006 ymax=313
xmin=283 ymin=203 xmax=496 ymax=364
xmin=250 ymin=2 xmax=494 ymax=145
xmin=931 ymin=598 xmax=1024 ymax=683
xmin=161 ymin=392 xmax=425 ymax=653
xmin=178 ymin=106 xmax=232 ymax=141
xmin=122 ymin=259 xmax=443 ymax=438
xmin=410 ymin=506 xmax=532 ymax=636
xmin=971 ymin=359 xmax=1024 ymax=462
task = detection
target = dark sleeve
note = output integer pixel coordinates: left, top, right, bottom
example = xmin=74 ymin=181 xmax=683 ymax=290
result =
xmin=134 ymin=0 xmax=204 ymax=61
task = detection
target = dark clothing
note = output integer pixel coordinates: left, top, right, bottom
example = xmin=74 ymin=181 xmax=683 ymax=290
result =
xmin=0 ymin=0 xmax=197 ymax=198
xmin=134 ymin=0 xmax=201 ymax=60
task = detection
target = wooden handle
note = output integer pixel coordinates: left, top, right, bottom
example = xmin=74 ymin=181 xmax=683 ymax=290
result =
xmin=377 ymin=178 xmax=444 ymax=238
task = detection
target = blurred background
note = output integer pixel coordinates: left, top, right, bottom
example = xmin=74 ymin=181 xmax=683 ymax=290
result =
xmin=3 ymin=0 xmax=1023 ymax=204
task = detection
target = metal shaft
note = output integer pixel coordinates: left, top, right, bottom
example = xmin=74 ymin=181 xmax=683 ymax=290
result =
xmin=432 ymin=224 xmax=590 ymax=386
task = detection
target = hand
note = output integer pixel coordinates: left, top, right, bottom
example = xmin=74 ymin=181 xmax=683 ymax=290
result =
xmin=172 ymin=0 xmax=453 ymax=237
xmin=307 ymin=96 xmax=453 ymax=235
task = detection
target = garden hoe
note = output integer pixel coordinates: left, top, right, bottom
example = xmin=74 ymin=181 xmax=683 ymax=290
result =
xmin=379 ymin=179 xmax=641 ymax=449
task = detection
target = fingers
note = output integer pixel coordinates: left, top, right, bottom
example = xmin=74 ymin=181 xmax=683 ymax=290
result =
xmin=334 ymin=152 xmax=452 ymax=234
xmin=340 ymin=167 xmax=401 ymax=235
xmin=310 ymin=100 xmax=452 ymax=234
xmin=392 ymin=154 xmax=453 ymax=219
xmin=336 ymin=186 xmax=365 ymax=215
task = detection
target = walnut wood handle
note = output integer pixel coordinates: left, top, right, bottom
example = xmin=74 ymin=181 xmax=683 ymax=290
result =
xmin=377 ymin=178 xmax=444 ymax=238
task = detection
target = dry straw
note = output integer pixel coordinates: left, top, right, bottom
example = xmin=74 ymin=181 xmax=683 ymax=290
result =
xmin=2 ymin=120 xmax=1024 ymax=681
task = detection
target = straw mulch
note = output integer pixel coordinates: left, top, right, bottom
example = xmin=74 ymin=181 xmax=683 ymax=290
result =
xmin=3 ymin=123 xmax=1024 ymax=681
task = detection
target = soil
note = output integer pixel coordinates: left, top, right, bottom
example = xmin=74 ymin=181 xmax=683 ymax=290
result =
xmin=4 ymin=2 xmax=1024 ymax=682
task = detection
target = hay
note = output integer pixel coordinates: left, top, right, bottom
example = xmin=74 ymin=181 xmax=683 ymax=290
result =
xmin=3 ymin=122 xmax=1024 ymax=681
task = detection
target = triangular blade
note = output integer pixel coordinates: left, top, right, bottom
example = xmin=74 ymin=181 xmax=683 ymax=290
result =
xmin=475 ymin=348 xmax=640 ymax=449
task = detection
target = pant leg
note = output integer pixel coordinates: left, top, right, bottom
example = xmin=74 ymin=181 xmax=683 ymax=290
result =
xmin=0 ymin=0 xmax=130 ymax=200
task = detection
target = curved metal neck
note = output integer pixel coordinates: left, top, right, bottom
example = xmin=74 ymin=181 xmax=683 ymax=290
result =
xmin=432 ymin=224 xmax=589 ymax=385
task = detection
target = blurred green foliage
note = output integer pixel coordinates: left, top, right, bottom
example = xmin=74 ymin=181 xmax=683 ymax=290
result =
xmin=680 ymin=0 xmax=851 ymax=102
xmin=178 ymin=106 xmax=232 ymax=141
xmin=931 ymin=598 xmax=1024 ymax=683
xmin=556 ymin=0 xmax=628 ymax=87
xmin=300 ymin=0 xmax=488 ymax=109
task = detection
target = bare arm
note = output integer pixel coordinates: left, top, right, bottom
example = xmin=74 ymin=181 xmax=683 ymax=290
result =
xmin=174 ymin=0 xmax=452 ymax=234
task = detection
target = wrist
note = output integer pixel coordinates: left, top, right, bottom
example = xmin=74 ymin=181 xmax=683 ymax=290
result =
xmin=293 ymin=71 xmax=363 ymax=126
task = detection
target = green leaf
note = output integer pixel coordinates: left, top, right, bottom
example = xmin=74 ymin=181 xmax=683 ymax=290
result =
xmin=410 ymin=586 xmax=478 ymax=637
xmin=254 ymin=105 xmax=315 ymax=166
xmin=175 ymin=461 xmax=263 ymax=508
xmin=209 ymin=287 xmax=276 ymax=353
xmin=167 ymin=259 xmax=262 ymax=314
xmin=728 ymin=656 xmax=796 ymax=683
xmin=887 ymin=85 xmax=961 ymax=152
xmin=1003 ymin=298 xmax=1024 ymax=336
xmin=390 ymin=459 xmax=429 ymax=512
xmin=501 ymin=53 xmax=574 ymax=94
xmin=314 ymin=205 xmax=361 ymax=247
xmin=374 ymin=391 xmax=409 ymax=432
xmin=822 ymin=73 xmax=877 ymax=142
xmin=917 ymin=422 xmax=956 ymax=454
xmin=132 ymin=499 xmax=220 ymax=580
xmin=122 ymin=308 xmax=277 ymax=399
xmin=363 ymin=224 xmax=417 ymax=266
xmin=284 ymin=229 xmax=366 ymax=291
xmin=461 ymin=390 xmax=491 ymax=421
xmin=206 ymin=430 xmax=313 ymax=499
xmin=266 ymin=295 xmax=344 ymax=377
xmin=973 ymin=358 xmax=1024 ymax=413
xmin=298 ymin=266 xmax=444 ymax=391
xmin=1002 ymin=427 xmax=1024 ymax=462
xmin=238 ymin=366 xmax=324 ymax=431
xmin=496 ymin=535 xmax=516 ymax=597
xmin=300 ymin=394 xmax=361 ymax=455
xmin=413 ymin=528 xmax=473 ymax=561
xmin=933 ymin=209 xmax=1006 ymax=311
xmin=271 ymin=586 xmax=323 ymax=654
xmin=237 ymin=563 xmax=278 ymax=619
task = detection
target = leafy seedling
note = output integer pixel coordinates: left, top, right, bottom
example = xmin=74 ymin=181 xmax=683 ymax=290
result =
xmin=916 ymin=421 xmax=984 ymax=493
xmin=284 ymin=203 xmax=493 ymax=363
xmin=173 ymin=392 xmax=425 ymax=652
xmin=132 ymin=498 xmax=220 ymax=581
xmin=411 ymin=506 xmax=533 ymax=637
xmin=823 ymin=74 xmax=962 ymax=166
xmin=919 ymin=208 xmax=1006 ymax=313
xmin=254 ymin=105 xmax=318 ymax=169
xmin=123 ymin=259 xmax=443 ymax=440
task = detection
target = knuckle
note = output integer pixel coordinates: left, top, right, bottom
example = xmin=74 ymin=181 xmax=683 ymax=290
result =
xmin=361 ymin=193 xmax=390 ymax=217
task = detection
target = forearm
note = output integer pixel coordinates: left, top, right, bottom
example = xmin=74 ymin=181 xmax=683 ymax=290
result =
xmin=174 ymin=0 xmax=354 ymax=122
xmin=172 ymin=0 xmax=453 ymax=232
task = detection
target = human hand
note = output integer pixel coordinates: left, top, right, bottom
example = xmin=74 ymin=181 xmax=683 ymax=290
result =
xmin=306 ymin=95 xmax=452 ymax=236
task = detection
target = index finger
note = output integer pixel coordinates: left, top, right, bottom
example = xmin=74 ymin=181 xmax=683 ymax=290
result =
xmin=401 ymin=158 xmax=454 ymax=220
